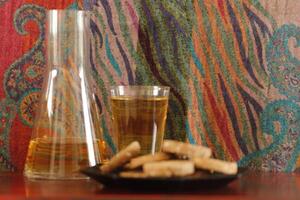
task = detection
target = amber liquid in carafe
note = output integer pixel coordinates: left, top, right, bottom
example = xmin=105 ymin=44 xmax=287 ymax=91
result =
xmin=111 ymin=96 xmax=168 ymax=154
xmin=24 ymin=138 xmax=106 ymax=179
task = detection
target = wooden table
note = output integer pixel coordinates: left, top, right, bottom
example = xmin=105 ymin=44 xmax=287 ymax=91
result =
xmin=1 ymin=171 xmax=299 ymax=200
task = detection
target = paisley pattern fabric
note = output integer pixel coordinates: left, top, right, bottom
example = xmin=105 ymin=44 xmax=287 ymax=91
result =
xmin=0 ymin=0 xmax=299 ymax=172
xmin=0 ymin=0 xmax=80 ymax=171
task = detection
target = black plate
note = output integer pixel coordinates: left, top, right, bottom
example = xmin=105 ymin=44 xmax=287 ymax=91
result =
xmin=81 ymin=165 xmax=246 ymax=190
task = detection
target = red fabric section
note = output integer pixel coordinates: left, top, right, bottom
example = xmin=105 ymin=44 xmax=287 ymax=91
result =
xmin=217 ymin=0 xmax=227 ymax=23
xmin=24 ymin=0 xmax=76 ymax=9
xmin=9 ymin=116 xmax=32 ymax=171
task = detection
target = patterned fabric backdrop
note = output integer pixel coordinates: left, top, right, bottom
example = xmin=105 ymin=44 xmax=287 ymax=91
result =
xmin=0 ymin=0 xmax=299 ymax=172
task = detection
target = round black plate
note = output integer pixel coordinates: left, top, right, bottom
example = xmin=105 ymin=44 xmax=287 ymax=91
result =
xmin=81 ymin=165 xmax=246 ymax=190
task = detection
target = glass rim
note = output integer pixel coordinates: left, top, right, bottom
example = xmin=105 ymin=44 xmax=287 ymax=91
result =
xmin=110 ymin=85 xmax=170 ymax=91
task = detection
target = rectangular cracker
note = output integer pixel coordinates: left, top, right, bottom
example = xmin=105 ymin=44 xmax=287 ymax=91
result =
xmin=162 ymin=140 xmax=212 ymax=159
xmin=119 ymin=171 xmax=149 ymax=178
xmin=193 ymin=158 xmax=238 ymax=175
xmin=124 ymin=152 xmax=171 ymax=170
xmin=100 ymin=141 xmax=140 ymax=173
xmin=143 ymin=160 xmax=195 ymax=177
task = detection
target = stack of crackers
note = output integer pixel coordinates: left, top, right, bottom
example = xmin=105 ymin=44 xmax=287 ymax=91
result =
xmin=100 ymin=140 xmax=237 ymax=178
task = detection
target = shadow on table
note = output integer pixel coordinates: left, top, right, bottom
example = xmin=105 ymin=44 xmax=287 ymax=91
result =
xmin=98 ymin=180 xmax=243 ymax=195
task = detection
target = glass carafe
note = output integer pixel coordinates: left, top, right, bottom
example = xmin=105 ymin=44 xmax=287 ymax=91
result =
xmin=24 ymin=10 xmax=104 ymax=179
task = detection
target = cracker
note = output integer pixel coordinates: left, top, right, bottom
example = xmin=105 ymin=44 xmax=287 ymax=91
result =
xmin=143 ymin=160 xmax=195 ymax=177
xmin=119 ymin=171 xmax=148 ymax=178
xmin=100 ymin=141 xmax=140 ymax=173
xmin=162 ymin=140 xmax=212 ymax=159
xmin=124 ymin=152 xmax=171 ymax=170
xmin=193 ymin=158 xmax=238 ymax=175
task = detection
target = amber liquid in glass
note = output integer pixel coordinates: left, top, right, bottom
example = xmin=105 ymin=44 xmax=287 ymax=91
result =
xmin=111 ymin=96 xmax=168 ymax=154
xmin=24 ymin=138 xmax=105 ymax=179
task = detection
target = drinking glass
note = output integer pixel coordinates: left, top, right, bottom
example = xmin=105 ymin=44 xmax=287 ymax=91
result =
xmin=110 ymin=86 xmax=170 ymax=154
xmin=24 ymin=10 xmax=105 ymax=179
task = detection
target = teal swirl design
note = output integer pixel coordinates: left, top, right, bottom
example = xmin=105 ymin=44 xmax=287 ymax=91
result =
xmin=266 ymin=24 xmax=300 ymax=102
xmin=264 ymin=24 xmax=300 ymax=171
xmin=239 ymin=99 xmax=300 ymax=171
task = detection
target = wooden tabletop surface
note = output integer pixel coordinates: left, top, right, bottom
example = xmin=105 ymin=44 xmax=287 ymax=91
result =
xmin=0 ymin=171 xmax=299 ymax=200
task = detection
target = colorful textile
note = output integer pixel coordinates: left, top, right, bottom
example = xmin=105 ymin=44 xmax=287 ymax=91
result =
xmin=0 ymin=0 xmax=299 ymax=172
